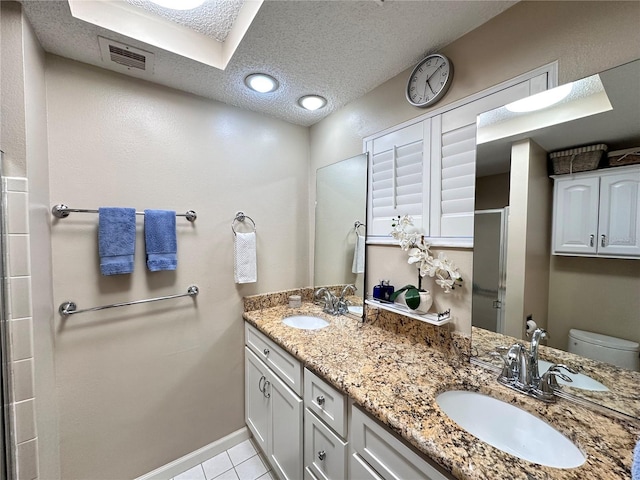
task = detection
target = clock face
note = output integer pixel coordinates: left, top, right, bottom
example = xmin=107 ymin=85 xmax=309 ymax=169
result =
xmin=406 ymin=54 xmax=453 ymax=107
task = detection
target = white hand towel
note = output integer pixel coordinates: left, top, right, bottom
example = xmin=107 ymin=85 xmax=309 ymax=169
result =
xmin=234 ymin=232 xmax=257 ymax=284
xmin=352 ymin=234 xmax=365 ymax=274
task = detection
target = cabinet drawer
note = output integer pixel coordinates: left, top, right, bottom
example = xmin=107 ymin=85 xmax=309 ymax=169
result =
xmin=304 ymin=368 xmax=347 ymax=438
xmin=350 ymin=453 xmax=384 ymax=480
xmin=304 ymin=408 xmax=347 ymax=480
xmin=245 ymin=323 xmax=302 ymax=395
xmin=351 ymin=405 xmax=451 ymax=480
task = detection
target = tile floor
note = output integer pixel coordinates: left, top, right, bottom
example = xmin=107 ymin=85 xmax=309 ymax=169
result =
xmin=172 ymin=439 xmax=275 ymax=480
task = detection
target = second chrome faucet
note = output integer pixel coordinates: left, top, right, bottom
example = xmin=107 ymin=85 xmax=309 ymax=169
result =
xmin=493 ymin=328 xmax=577 ymax=402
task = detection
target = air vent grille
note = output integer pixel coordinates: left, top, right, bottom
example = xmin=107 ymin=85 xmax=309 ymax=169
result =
xmin=109 ymin=45 xmax=146 ymax=70
xmin=98 ymin=36 xmax=155 ymax=77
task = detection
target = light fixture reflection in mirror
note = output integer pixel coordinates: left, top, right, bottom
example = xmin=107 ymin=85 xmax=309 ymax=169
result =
xmin=477 ymin=74 xmax=612 ymax=145
xmin=314 ymin=154 xmax=367 ymax=313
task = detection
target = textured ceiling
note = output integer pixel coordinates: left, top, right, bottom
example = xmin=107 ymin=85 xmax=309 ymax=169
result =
xmin=20 ymin=0 xmax=517 ymax=127
xmin=124 ymin=0 xmax=244 ymax=43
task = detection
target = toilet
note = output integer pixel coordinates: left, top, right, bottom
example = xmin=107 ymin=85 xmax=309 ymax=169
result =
xmin=568 ymin=329 xmax=640 ymax=371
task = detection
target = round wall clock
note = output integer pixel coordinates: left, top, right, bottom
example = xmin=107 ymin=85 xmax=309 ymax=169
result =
xmin=406 ymin=54 xmax=453 ymax=107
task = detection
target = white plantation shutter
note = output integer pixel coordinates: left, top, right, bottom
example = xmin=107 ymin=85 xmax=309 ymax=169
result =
xmin=439 ymin=123 xmax=476 ymax=236
xmin=369 ymin=122 xmax=426 ymax=236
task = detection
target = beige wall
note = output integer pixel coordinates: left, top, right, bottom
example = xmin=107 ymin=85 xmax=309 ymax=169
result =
xmin=22 ymin=8 xmax=60 ymax=480
xmin=548 ymin=256 xmax=640 ymax=349
xmin=45 ymin=56 xmax=309 ymax=479
xmin=309 ymin=1 xmax=640 ymax=338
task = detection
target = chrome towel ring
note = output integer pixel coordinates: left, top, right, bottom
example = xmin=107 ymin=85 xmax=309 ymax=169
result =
xmin=232 ymin=211 xmax=256 ymax=235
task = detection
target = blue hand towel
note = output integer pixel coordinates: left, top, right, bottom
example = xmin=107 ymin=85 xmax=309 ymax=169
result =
xmin=98 ymin=207 xmax=136 ymax=276
xmin=633 ymin=438 xmax=640 ymax=480
xmin=144 ymin=209 xmax=177 ymax=272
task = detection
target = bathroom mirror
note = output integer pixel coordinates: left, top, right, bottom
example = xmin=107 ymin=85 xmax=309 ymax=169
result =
xmin=314 ymin=153 xmax=368 ymax=313
xmin=471 ymin=59 xmax=640 ymax=419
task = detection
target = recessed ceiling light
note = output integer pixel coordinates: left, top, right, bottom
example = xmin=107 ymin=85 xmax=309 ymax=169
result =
xmin=245 ymin=73 xmax=279 ymax=93
xmin=148 ymin=0 xmax=206 ymax=11
xmin=505 ymin=83 xmax=574 ymax=113
xmin=298 ymin=95 xmax=327 ymax=111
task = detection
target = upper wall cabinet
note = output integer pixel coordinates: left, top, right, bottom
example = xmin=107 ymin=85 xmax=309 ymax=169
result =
xmin=552 ymin=165 xmax=640 ymax=258
xmin=365 ymin=69 xmax=553 ymax=245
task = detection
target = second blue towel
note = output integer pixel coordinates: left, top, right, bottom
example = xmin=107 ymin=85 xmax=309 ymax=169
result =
xmin=144 ymin=209 xmax=177 ymax=272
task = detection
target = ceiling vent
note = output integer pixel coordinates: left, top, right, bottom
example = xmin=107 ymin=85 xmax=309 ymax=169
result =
xmin=98 ymin=36 xmax=155 ymax=77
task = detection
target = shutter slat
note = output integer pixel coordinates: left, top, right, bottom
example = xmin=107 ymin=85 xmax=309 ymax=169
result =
xmin=441 ymin=198 xmax=475 ymax=214
xmin=442 ymin=186 xmax=475 ymax=202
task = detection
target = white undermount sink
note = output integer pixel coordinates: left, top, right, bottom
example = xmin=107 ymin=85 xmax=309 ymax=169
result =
xmin=282 ymin=315 xmax=329 ymax=330
xmin=436 ymin=390 xmax=586 ymax=469
xmin=538 ymin=360 xmax=609 ymax=392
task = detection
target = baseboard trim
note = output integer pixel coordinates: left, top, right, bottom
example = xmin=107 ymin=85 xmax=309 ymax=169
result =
xmin=135 ymin=427 xmax=251 ymax=480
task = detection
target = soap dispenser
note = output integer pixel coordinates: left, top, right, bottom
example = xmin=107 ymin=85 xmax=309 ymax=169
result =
xmin=373 ymin=280 xmax=394 ymax=302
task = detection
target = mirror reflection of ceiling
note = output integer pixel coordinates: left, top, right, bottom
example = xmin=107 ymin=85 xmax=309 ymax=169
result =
xmin=476 ymin=59 xmax=640 ymax=177
xmin=125 ymin=0 xmax=244 ymax=42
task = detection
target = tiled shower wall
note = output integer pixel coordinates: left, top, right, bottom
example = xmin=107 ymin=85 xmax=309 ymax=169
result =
xmin=4 ymin=176 xmax=39 ymax=480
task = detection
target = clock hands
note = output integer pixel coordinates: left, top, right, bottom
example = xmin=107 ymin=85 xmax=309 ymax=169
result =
xmin=424 ymin=62 xmax=444 ymax=98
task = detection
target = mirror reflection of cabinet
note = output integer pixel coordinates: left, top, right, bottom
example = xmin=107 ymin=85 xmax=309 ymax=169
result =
xmin=552 ymin=166 xmax=640 ymax=257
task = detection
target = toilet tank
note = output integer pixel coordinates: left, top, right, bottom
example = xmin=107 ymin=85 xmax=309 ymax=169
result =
xmin=568 ymin=329 xmax=640 ymax=371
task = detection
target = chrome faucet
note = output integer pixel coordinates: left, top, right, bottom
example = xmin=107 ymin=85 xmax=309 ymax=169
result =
xmin=528 ymin=328 xmax=548 ymax=387
xmin=314 ymin=287 xmax=339 ymax=315
xmin=493 ymin=328 xmax=578 ymax=402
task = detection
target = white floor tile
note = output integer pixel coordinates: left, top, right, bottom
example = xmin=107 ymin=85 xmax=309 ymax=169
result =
xmin=256 ymin=472 xmax=274 ymax=480
xmin=174 ymin=464 xmax=206 ymax=480
xmin=234 ymin=455 xmax=267 ymax=480
xmin=202 ymin=451 xmax=234 ymax=480
xmin=227 ymin=439 xmax=257 ymax=466
xmin=213 ymin=468 xmax=239 ymax=480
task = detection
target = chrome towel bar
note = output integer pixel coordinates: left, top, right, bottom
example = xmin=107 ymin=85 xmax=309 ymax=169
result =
xmin=51 ymin=204 xmax=197 ymax=222
xmin=59 ymin=285 xmax=199 ymax=317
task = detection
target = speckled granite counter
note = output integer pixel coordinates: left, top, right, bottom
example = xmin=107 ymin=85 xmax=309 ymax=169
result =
xmin=243 ymin=291 xmax=639 ymax=480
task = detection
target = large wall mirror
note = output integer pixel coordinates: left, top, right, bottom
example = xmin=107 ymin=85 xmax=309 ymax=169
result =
xmin=471 ymin=59 xmax=640 ymax=419
xmin=314 ymin=153 xmax=367 ymax=313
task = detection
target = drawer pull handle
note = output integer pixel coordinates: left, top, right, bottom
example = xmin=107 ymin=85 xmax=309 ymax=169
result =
xmin=258 ymin=375 xmax=266 ymax=393
xmin=316 ymin=395 xmax=325 ymax=406
xmin=590 ymin=234 xmax=594 ymax=247
xmin=317 ymin=450 xmax=326 ymax=461
xmin=601 ymin=234 xmax=607 ymax=247
xmin=263 ymin=348 xmax=270 ymax=357
xmin=263 ymin=380 xmax=271 ymax=398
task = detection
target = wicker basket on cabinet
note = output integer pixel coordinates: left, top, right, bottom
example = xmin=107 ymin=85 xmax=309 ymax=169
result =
xmin=548 ymin=144 xmax=607 ymax=175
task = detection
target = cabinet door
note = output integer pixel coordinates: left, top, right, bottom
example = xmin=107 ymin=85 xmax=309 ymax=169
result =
xmin=245 ymin=348 xmax=270 ymax=455
xmin=268 ymin=369 xmax=303 ymax=480
xmin=552 ymin=176 xmax=599 ymax=255
xmin=597 ymin=170 xmax=640 ymax=256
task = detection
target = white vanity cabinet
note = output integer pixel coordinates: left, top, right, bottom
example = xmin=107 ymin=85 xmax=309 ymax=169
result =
xmin=245 ymin=324 xmax=303 ymax=480
xmin=552 ymin=166 xmax=640 ymax=258
xmin=303 ymin=368 xmax=348 ymax=480
xmin=350 ymin=405 xmax=452 ymax=480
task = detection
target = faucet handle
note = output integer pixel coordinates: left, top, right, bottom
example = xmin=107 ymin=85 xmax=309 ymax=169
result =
xmin=540 ymin=364 xmax=575 ymax=393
